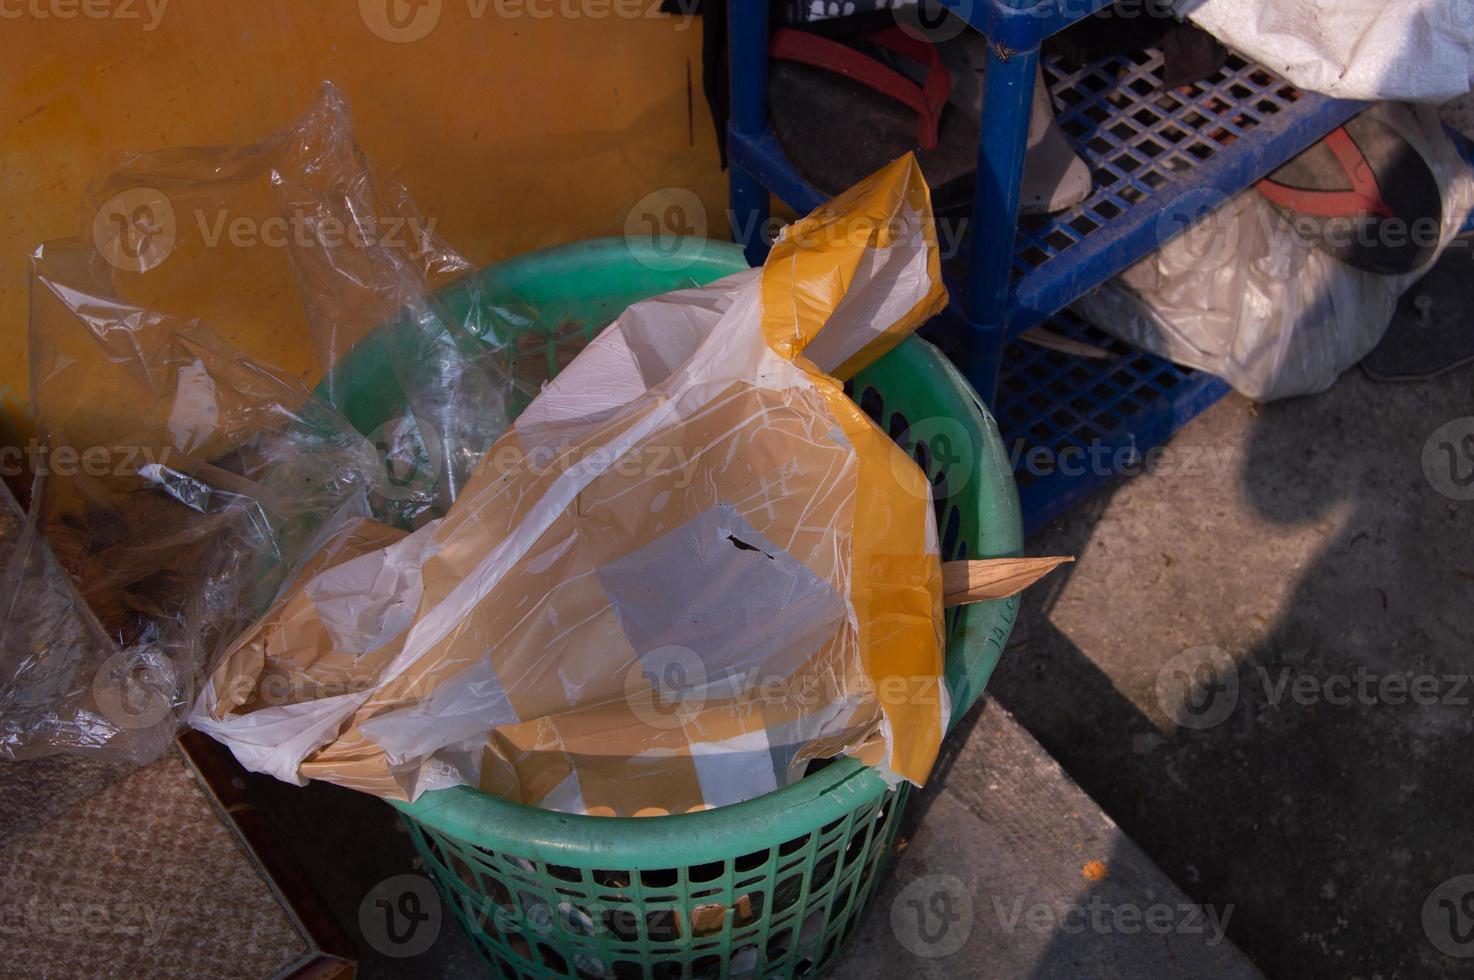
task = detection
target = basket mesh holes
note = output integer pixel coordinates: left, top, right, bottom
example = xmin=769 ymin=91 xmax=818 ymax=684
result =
xmin=519 ymin=892 xmax=556 ymax=938
xmin=641 ymin=868 xmax=680 ymax=888
xmin=912 ymin=440 xmax=931 ymax=476
xmin=820 ymin=816 xmax=844 ymax=835
xmin=689 ymin=859 xmax=725 ymax=883
xmin=858 ymin=387 xmax=884 ymax=424
xmin=594 ymin=868 xmax=632 ymax=888
xmin=547 ymin=863 xmax=583 ymax=883
xmin=651 ymin=961 xmax=683 ymax=980
xmin=778 ymin=833 xmax=810 ymax=857
xmin=733 ymin=890 xmax=764 ymax=927
xmin=800 ymin=907 xmax=825 ymax=944
xmin=574 ymin=959 xmax=607 ymax=980
xmin=445 ymin=847 xmax=479 ymax=891
xmin=731 ymin=943 xmax=760 ymax=977
xmin=692 ymin=953 xmax=723 ymax=979
xmin=931 ymin=468 xmax=950 ymax=509
xmin=942 ymin=506 xmax=961 ymax=559
xmin=766 ymin=927 xmax=793 ymax=960
xmin=796 ymin=956 xmax=815 ymax=976
xmin=646 ymin=909 xmax=682 ymax=942
xmin=604 ymin=907 xmax=641 ymax=941
xmin=887 ymin=411 xmax=910 ymax=443
xmin=843 ymin=831 xmax=868 ymax=868
xmin=505 ymin=931 xmax=533 ymax=961
xmin=812 ymin=852 xmax=838 ymax=889
xmin=538 ymin=943 xmax=569 ymax=973
xmin=773 ymin=874 xmax=803 ymax=914
xmin=735 ymin=848 xmax=769 ymax=873
xmin=480 ymin=875 xmax=513 ymax=910
xmin=690 ymin=902 xmax=726 ymax=938
xmin=558 ymin=900 xmax=598 ymax=936
xmin=833 ymin=882 xmax=853 ymax=915
xmin=612 ymin=960 xmax=644 ymax=980
xmin=420 ymin=832 xmax=448 ymax=867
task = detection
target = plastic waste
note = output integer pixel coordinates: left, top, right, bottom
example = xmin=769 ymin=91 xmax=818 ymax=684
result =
xmin=193 ymin=156 xmax=958 ymax=815
xmin=1 ymin=84 xmax=514 ymax=763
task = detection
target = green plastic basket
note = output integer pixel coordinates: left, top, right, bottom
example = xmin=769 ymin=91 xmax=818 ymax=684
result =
xmin=324 ymin=238 xmax=1023 ymax=979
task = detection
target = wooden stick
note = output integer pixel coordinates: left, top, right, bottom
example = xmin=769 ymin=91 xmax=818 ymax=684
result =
xmin=1018 ymin=326 xmax=1113 ymax=360
xmin=941 ymin=556 xmax=1074 ymax=607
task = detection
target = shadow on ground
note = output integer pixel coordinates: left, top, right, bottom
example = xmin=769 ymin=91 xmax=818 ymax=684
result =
xmin=989 ymin=253 xmax=1474 ymax=976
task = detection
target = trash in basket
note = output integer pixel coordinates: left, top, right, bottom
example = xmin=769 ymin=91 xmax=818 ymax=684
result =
xmin=192 ymin=152 xmax=1066 ymax=814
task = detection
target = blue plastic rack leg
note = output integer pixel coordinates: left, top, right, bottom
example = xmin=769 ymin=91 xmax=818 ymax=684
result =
xmin=963 ymin=40 xmax=1040 ymax=408
xmin=729 ymin=0 xmax=772 ymax=268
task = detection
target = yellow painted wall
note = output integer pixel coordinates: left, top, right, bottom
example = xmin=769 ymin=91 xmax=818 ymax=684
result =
xmin=0 ymin=0 xmax=727 ymax=437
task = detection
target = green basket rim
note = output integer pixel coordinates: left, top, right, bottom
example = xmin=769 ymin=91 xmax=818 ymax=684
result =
xmin=367 ymin=238 xmax=1023 ymax=863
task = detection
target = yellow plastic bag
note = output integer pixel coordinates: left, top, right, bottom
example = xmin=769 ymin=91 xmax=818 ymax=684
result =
xmin=193 ymin=155 xmax=952 ymax=815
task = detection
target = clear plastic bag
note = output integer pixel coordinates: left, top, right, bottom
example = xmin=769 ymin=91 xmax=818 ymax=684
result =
xmin=194 ymin=156 xmax=954 ymax=815
xmin=1073 ymin=103 xmax=1474 ymax=401
xmin=1 ymin=84 xmax=515 ymax=763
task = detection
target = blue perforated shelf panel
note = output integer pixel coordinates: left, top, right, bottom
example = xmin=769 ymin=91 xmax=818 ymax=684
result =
xmin=974 ymin=49 xmax=1364 ymax=333
xmin=993 ymin=312 xmax=1231 ymax=534
xmin=731 ymin=49 xmax=1363 ymax=338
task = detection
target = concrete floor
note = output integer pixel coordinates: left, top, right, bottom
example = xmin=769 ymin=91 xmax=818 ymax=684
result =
xmin=833 ymin=697 xmax=1263 ymax=979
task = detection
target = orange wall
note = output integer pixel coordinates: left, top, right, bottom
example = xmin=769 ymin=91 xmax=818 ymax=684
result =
xmin=0 ymin=0 xmax=727 ymax=432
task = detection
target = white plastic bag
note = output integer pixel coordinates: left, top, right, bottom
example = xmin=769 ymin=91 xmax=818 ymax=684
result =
xmin=1073 ymin=103 xmax=1474 ymax=402
xmin=1176 ymin=0 xmax=1474 ymax=102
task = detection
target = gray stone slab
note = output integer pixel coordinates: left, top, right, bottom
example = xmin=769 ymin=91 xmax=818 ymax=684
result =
xmin=835 ymin=699 xmax=1262 ymax=979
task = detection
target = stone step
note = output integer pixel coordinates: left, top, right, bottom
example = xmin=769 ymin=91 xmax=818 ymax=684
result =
xmin=835 ymin=698 xmax=1263 ymax=979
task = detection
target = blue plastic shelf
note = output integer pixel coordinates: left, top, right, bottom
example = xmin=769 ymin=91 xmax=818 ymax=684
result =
xmin=977 ymin=48 xmax=1364 ymax=333
xmin=726 ymin=2 xmax=1364 ymax=533
xmin=993 ymin=312 xmax=1231 ymax=533
xmin=730 ymin=49 xmax=1362 ymax=341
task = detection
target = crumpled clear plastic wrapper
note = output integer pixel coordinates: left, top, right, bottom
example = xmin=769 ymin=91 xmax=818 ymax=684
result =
xmin=193 ymin=156 xmax=954 ymax=815
xmin=1 ymin=84 xmax=516 ymax=763
xmin=1073 ymin=102 xmax=1474 ymax=401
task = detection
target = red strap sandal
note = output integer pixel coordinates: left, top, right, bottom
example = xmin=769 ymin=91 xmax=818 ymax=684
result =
xmin=769 ymin=26 xmax=951 ymax=151
xmin=1253 ymin=112 xmax=1443 ymax=276
xmin=1256 ymin=126 xmax=1396 ymax=221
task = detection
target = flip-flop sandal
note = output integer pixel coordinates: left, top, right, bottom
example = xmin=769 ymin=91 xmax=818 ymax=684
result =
xmin=767 ymin=25 xmax=981 ymax=217
xmin=769 ymin=27 xmax=1093 ymax=219
xmin=928 ymin=34 xmax=1091 ymax=216
xmin=1256 ymin=113 xmax=1444 ymax=276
